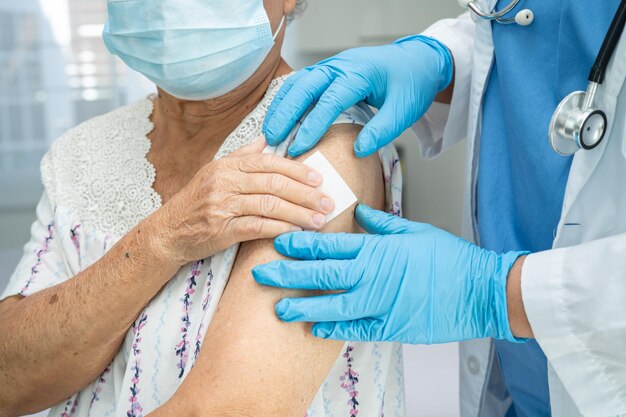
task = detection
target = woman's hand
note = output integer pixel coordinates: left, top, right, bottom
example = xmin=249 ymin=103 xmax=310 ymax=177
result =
xmin=153 ymin=137 xmax=335 ymax=266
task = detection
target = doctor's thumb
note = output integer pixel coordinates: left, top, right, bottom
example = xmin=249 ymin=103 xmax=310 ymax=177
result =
xmin=354 ymin=103 xmax=407 ymax=157
xmin=356 ymin=205 xmax=412 ymax=235
xmin=354 ymin=123 xmax=393 ymax=158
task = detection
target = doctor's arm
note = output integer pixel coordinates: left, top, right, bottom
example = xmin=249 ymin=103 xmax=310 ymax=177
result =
xmin=148 ymin=125 xmax=385 ymax=417
xmin=520 ymin=234 xmax=626 ymax=417
xmin=262 ymin=13 xmax=475 ymax=159
xmin=410 ymin=12 xmax=475 ymax=159
xmin=506 ymin=256 xmax=533 ymax=338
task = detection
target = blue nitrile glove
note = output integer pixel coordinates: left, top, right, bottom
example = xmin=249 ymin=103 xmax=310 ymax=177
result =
xmin=263 ymin=35 xmax=453 ymax=158
xmin=252 ymin=205 xmax=528 ymax=344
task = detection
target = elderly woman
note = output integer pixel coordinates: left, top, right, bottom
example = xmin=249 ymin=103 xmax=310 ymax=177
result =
xmin=0 ymin=1 xmax=404 ymax=416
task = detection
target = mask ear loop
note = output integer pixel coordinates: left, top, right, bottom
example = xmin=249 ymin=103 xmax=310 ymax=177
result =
xmin=272 ymin=15 xmax=286 ymax=40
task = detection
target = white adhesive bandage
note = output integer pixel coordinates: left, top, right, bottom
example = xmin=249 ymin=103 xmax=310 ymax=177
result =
xmin=302 ymin=151 xmax=357 ymax=222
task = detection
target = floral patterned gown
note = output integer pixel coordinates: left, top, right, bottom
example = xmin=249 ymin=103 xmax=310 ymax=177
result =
xmin=1 ymin=76 xmax=405 ymax=417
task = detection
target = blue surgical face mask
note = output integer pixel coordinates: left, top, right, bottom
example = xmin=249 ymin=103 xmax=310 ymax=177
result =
xmin=103 ymin=0 xmax=285 ymax=101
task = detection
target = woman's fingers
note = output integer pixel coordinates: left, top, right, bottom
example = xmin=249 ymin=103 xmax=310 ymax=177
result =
xmin=235 ymin=194 xmax=328 ymax=230
xmin=236 ymin=153 xmax=323 ymax=188
xmin=239 ymin=173 xmax=334 ymax=215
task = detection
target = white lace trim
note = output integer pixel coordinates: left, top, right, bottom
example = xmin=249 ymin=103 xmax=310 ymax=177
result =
xmin=215 ymin=75 xmax=289 ymax=160
xmin=41 ymin=74 xmax=291 ymax=236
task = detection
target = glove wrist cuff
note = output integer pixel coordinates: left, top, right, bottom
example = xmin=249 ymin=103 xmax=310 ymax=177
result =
xmin=393 ymin=34 xmax=454 ymax=93
xmin=493 ymin=250 xmax=531 ymax=343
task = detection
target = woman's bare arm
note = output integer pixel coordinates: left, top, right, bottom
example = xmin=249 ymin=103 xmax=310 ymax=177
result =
xmin=0 ymin=143 xmax=330 ymax=417
xmin=153 ymin=124 xmax=386 ymax=417
xmin=0 ymin=220 xmax=179 ymax=417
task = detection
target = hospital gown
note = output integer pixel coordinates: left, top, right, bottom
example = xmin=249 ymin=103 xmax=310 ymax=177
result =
xmin=0 ymin=75 xmax=406 ymax=417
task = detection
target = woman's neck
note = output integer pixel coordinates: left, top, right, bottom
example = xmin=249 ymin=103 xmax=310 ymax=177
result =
xmin=149 ymin=58 xmax=293 ymax=161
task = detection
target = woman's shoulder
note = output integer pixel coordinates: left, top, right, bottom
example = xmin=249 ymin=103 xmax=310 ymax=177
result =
xmin=330 ymin=102 xmax=373 ymax=128
xmin=41 ymin=96 xmax=161 ymax=236
xmin=303 ymin=102 xmax=401 ymax=218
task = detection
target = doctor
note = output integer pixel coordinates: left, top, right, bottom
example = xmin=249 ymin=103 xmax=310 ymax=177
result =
xmin=252 ymin=1 xmax=626 ymax=417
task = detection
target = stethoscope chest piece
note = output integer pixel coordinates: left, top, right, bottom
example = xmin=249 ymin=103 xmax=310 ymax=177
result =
xmin=548 ymin=0 xmax=626 ymax=156
xmin=549 ymin=90 xmax=607 ymax=156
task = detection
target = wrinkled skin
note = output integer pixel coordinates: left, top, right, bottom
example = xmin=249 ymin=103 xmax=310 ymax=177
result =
xmin=155 ymin=138 xmax=335 ymax=266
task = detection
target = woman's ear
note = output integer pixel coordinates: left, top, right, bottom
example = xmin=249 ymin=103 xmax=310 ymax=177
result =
xmin=283 ymin=0 xmax=297 ymax=16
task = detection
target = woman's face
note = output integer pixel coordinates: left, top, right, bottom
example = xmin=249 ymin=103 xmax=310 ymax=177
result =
xmin=147 ymin=0 xmax=299 ymax=102
xmin=229 ymin=0 xmax=294 ymax=88
xmin=264 ymin=0 xmax=297 ymax=42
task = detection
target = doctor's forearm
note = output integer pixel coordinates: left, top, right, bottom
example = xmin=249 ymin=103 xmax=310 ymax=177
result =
xmin=434 ymin=49 xmax=454 ymax=105
xmin=506 ymin=256 xmax=534 ymax=338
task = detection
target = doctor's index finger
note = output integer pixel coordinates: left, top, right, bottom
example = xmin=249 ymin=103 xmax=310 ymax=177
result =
xmin=263 ymin=67 xmax=335 ymax=146
xmin=262 ymin=71 xmax=303 ymax=141
xmin=252 ymin=259 xmax=356 ymax=291
xmin=274 ymin=231 xmax=367 ymax=260
xmin=354 ymin=97 xmax=410 ymax=157
xmin=275 ymin=292 xmax=369 ymax=323
xmin=289 ymin=79 xmax=369 ymax=157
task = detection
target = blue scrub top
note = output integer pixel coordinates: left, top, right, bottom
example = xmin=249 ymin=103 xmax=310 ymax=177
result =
xmin=477 ymin=1 xmax=619 ymax=416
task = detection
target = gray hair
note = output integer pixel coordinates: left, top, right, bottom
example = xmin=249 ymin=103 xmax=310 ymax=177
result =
xmin=288 ymin=0 xmax=307 ymax=23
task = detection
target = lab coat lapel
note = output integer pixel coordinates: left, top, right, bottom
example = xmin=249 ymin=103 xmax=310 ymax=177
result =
xmin=557 ymin=31 xmax=626 ymax=238
xmin=475 ymin=0 xmax=498 ymax=14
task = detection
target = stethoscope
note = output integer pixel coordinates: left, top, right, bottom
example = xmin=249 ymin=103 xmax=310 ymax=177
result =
xmin=458 ymin=0 xmax=534 ymax=26
xmin=459 ymin=0 xmax=626 ymax=156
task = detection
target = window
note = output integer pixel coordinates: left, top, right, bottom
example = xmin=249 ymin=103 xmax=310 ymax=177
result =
xmin=0 ymin=0 xmax=153 ymax=197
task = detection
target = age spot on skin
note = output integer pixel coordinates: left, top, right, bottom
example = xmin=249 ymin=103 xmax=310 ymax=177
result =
xmin=49 ymin=294 xmax=59 ymax=305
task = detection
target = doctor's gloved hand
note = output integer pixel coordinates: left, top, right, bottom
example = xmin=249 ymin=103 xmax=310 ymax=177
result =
xmin=262 ymin=35 xmax=453 ymax=158
xmin=252 ymin=205 xmax=527 ymax=345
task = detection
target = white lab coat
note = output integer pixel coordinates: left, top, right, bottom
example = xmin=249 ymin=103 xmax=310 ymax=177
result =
xmin=412 ymin=6 xmax=626 ymax=417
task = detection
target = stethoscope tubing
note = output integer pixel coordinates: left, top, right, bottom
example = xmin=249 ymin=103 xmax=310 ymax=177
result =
xmin=589 ymin=0 xmax=626 ymax=85
xmin=466 ymin=0 xmax=521 ymax=20
xmin=466 ymin=0 xmax=626 ymax=155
